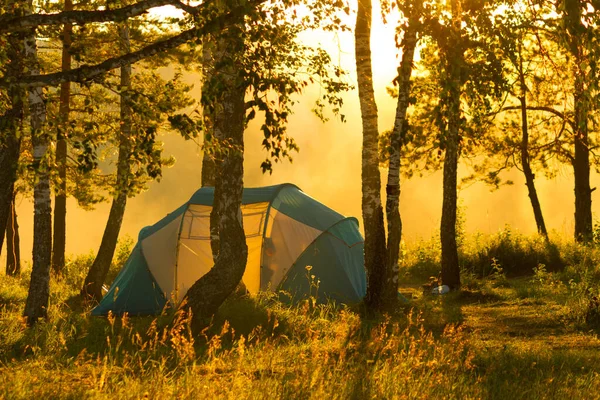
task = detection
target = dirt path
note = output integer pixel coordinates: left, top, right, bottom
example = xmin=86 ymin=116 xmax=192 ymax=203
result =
xmin=461 ymin=296 xmax=600 ymax=352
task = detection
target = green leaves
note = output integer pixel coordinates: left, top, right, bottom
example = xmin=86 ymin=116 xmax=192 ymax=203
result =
xmin=168 ymin=113 xmax=202 ymax=141
xmin=198 ymin=0 xmax=352 ymax=175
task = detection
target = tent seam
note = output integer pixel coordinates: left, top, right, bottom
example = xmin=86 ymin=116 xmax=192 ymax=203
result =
xmin=260 ymin=183 xmax=303 ymax=290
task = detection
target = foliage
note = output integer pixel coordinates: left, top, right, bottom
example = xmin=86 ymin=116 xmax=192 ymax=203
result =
xmin=379 ymin=0 xmax=507 ymax=177
xmin=4 ymin=0 xmax=197 ymax=208
xmin=187 ymin=0 xmax=353 ymax=174
xmin=401 ymin=227 xmax=567 ymax=283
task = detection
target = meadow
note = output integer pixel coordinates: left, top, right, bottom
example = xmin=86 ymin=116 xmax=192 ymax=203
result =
xmin=1 ymin=228 xmax=600 ymax=399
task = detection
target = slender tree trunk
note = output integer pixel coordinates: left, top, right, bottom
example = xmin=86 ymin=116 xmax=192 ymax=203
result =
xmin=562 ymin=0 xmax=593 ymax=242
xmin=355 ymin=0 xmax=388 ymax=310
xmin=52 ymin=0 xmax=73 ymax=274
xmin=184 ymin=76 xmax=247 ymax=333
xmin=515 ymin=44 xmax=548 ymax=238
xmin=6 ymin=190 xmax=21 ymax=276
xmin=385 ymin=23 xmax=417 ymax=304
xmin=24 ymin=15 xmax=53 ymax=325
xmin=440 ymin=0 xmax=462 ymax=289
xmin=0 ymin=34 xmax=25 ymax=258
xmin=81 ymin=23 xmax=132 ymax=302
xmin=520 ymin=100 xmax=548 ymax=238
xmin=519 ymin=95 xmax=548 ymax=238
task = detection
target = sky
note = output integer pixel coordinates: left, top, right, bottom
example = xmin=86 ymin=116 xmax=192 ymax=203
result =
xmin=3 ymin=2 xmax=599 ymax=265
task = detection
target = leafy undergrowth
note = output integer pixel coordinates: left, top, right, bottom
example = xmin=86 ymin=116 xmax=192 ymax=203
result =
xmin=2 ymin=233 xmax=600 ymax=399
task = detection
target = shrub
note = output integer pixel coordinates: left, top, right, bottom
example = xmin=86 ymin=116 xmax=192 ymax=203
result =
xmin=460 ymin=227 xmax=564 ymax=277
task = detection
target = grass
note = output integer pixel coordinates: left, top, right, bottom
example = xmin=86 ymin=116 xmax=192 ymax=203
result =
xmin=2 ymin=232 xmax=600 ymax=399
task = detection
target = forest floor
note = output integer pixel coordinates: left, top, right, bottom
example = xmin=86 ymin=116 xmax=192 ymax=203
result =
xmin=2 ymin=235 xmax=600 ymax=399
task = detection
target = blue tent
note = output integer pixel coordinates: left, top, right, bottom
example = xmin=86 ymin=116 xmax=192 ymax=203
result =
xmin=92 ymin=184 xmax=366 ymax=315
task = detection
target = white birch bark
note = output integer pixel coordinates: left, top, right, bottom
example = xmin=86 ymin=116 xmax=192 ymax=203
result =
xmin=355 ymin=0 xmax=388 ymax=310
xmin=385 ymin=23 xmax=417 ymax=295
xmin=23 ymin=0 xmax=52 ymax=324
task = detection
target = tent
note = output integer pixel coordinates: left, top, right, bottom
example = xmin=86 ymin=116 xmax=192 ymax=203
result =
xmin=92 ymin=183 xmax=366 ymax=316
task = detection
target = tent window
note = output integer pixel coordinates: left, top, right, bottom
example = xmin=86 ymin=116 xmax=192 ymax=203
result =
xmin=181 ymin=202 xmax=269 ymax=240
xmin=187 ymin=215 xmax=210 ymax=240
xmin=243 ymin=210 xmax=265 ymax=238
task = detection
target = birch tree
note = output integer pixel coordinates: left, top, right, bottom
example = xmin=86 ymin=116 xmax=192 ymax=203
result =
xmin=23 ymin=0 xmax=52 ymax=325
xmin=355 ymin=0 xmax=388 ymax=310
xmin=355 ymin=0 xmax=421 ymax=309
xmin=2 ymin=0 xmax=349 ymax=327
xmin=381 ymin=0 xmax=505 ymax=290
xmin=183 ymin=0 xmax=351 ymax=329
xmin=383 ymin=0 xmax=420 ymax=305
xmin=184 ymin=20 xmax=247 ymax=328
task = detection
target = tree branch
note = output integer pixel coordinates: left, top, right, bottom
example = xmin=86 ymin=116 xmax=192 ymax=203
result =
xmin=1 ymin=1 xmax=263 ymax=88
xmin=496 ymin=105 xmax=576 ymax=130
xmin=0 ymin=0 xmax=188 ymax=34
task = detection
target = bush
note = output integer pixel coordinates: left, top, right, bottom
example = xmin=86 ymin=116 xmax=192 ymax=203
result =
xmin=461 ymin=228 xmax=564 ymax=278
xmin=402 ymin=228 xmax=566 ymax=282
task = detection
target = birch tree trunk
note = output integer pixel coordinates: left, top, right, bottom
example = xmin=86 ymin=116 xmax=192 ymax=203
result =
xmin=0 ymin=33 xmax=25 ymax=258
xmin=6 ymin=190 xmax=21 ymax=276
xmin=201 ymin=37 xmax=217 ymax=188
xmin=385 ymin=23 xmax=417 ymax=305
xmin=81 ymin=23 xmax=132 ymax=302
xmin=439 ymin=0 xmax=462 ymax=289
xmin=23 ymin=13 xmax=53 ymax=324
xmin=184 ymin=81 xmax=247 ymax=332
xmin=52 ymin=0 xmax=73 ymax=274
xmin=200 ymin=34 xmax=221 ymax=261
xmin=355 ymin=0 xmax=388 ymax=310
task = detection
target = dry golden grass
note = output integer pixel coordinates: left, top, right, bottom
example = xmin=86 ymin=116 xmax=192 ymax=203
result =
xmin=2 ymin=233 xmax=600 ymax=399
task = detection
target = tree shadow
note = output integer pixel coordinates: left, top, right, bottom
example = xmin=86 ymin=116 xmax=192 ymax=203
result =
xmin=208 ymin=294 xmax=286 ymax=340
xmin=475 ymin=346 xmax=600 ymax=400
xmin=345 ymin=310 xmax=379 ymax=399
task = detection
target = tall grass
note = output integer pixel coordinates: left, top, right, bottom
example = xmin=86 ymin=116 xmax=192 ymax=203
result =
xmin=2 ymin=232 xmax=600 ymax=399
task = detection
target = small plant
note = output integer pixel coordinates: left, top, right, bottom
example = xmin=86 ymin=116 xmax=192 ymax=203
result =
xmin=592 ymin=221 xmax=600 ymax=246
xmin=533 ymin=264 xmax=548 ymax=283
xmin=491 ymin=257 xmax=504 ymax=277
xmin=304 ymin=265 xmax=320 ymax=311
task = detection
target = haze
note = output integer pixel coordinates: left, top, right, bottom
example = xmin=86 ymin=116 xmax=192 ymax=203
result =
xmin=1 ymin=5 xmax=591 ymax=264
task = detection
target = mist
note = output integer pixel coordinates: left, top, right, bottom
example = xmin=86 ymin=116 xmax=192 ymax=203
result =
xmin=2 ymin=8 xmax=596 ymax=265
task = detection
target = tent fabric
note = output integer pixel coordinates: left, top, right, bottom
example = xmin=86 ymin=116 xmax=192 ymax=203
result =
xmin=279 ymin=218 xmax=366 ymax=304
xmin=261 ymin=208 xmax=323 ymax=290
xmin=91 ymin=244 xmax=166 ymax=316
xmin=92 ymin=183 xmax=367 ymax=316
xmin=270 ymin=186 xmax=345 ymax=231
xmin=188 ymin=183 xmax=300 ymax=206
